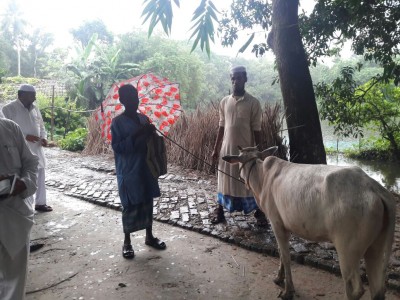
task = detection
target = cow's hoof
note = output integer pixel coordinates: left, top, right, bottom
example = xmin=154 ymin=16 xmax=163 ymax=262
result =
xmin=278 ymin=290 xmax=294 ymax=300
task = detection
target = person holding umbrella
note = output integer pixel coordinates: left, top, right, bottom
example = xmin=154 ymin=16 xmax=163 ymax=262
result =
xmin=111 ymin=84 xmax=166 ymax=259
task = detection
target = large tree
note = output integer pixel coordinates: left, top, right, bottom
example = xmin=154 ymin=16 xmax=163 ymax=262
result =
xmin=26 ymin=29 xmax=54 ymax=77
xmin=317 ymin=68 xmax=400 ymax=160
xmin=66 ymin=34 xmax=140 ymax=109
xmin=0 ymin=1 xmax=27 ymax=76
xmin=301 ymin=0 xmax=400 ymax=85
xmin=268 ymin=0 xmax=326 ymax=163
xmin=0 ymin=35 xmax=14 ymax=77
xmin=70 ymin=20 xmax=114 ymax=48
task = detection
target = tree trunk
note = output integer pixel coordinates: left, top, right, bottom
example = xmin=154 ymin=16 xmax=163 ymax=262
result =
xmin=270 ymin=0 xmax=326 ymax=164
xmin=16 ymin=41 xmax=21 ymax=77
xmin=385 ymin=131 xmax=400 ymax=161
xmin=34 ymin=50 xmax=37 ymax=78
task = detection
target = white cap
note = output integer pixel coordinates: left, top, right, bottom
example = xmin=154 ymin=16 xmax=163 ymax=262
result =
xmin=18 ymin=84 xmax=36 ymax=92
xmin=230 ymin=66 xmax=247 ymax=74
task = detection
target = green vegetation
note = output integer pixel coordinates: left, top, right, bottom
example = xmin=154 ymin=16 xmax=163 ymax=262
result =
xmin=344 ymin=138 xmax=393 ymax=161
xmin=1 ymin=76 xmax=41 ymax=101
xmin=317 ymin=67 xmax=400 ymax=160
xmin=324 ymin=147 xmax=338 ymax=156
xmin=37 ymin=94 xmax=86 ymax=140
xmin=58 ymin=128 xmax=88 ymax=152
xmin=66 ymin=33 xmax=140 ymax=109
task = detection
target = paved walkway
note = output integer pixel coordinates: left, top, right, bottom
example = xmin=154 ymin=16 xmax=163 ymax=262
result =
xmin=44 ymin=148 xmax=400 ymax=291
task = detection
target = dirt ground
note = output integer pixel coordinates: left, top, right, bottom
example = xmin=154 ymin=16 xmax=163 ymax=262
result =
xmin=25 ymin=189 xmax=400 ymax=300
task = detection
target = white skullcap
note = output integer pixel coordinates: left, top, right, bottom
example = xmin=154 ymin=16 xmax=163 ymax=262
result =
xmin=18 ymin=84 xmax=36 ymax=92
xmin=230 ymin=66 xmax=247 ymax=74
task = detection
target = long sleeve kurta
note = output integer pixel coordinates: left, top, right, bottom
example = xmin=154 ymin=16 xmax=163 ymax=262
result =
xmin=217 ymin=92 xmax=262 ymax=197
xmin=111 ymin=114 xmax=160 ymax=208
xmin=0 ymin=118 xmax=38 ymax=259
xmin=2 ymin=100 xmax=47 ymax=169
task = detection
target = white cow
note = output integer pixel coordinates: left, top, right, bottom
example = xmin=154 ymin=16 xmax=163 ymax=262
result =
xmin=222 ymin=146 xmax=396 ymax=300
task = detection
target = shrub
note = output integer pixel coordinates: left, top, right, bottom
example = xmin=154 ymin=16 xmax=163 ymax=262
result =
xmin=344 ymin=137 xmax=393 ymax=161
xmin=2 ymin=76 xmax=40 ymax=85
xmin=325 ymin=147 xmax=338 ymax=155
xmin=59 ymin=128 xmax=88 ymax=152
xmin=36 ymin=94 xmax=87 ymax=139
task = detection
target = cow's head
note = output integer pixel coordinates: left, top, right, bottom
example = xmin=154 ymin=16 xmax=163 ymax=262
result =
xmin=222 ymin=146 xmax=278 ymax=165
xmin=222 ymin=146 xmax=278 ymax=189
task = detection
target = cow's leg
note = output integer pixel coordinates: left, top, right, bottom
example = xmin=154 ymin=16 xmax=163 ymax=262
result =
xmin=364 ymin=241 xmax=386 ymax=300
xmin=272 ymin=226 xmax=294 ymax=300
xmin=335 ymin=242 xmax=365 ymax=300
xmin=364 ymin=216 xmax=390 ymax=300
xmin=273 ymin=258 xmax=285 ymax=286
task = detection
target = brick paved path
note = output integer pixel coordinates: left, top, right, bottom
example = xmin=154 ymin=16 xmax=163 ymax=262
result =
xmin=44 ymin=148 xmax=400 ymax=291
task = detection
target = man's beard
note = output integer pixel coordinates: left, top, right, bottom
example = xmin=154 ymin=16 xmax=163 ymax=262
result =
xmin=233 ymin=86 xmax=245 ymax=95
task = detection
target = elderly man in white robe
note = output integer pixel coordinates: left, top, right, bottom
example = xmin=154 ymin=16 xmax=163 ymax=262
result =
xmin=2 ymin=84 xmax=53 ymax=212
xmin=0 ymin=118 xmax=39 ymax=300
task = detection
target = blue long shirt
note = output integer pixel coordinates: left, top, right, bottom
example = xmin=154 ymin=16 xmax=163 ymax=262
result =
xmin=111 ymin=113 xmax=160 ymax=208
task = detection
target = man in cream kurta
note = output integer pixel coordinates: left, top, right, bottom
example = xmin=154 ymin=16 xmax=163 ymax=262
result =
xmin=211 ymin=66 xmax=268 ymax=225
xmin=2 ymin=84 xmax=53 ymax=212
xmin=0 ymin=118 xmax=39 ymax=300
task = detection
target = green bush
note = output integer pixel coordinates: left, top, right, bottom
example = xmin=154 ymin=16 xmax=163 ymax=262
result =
xmin=0 ymin=77 xmax=41 ymax=103
xmin=325 ymin=149 xmax=338 ymax=156
xmin=58 ymin=128 xmax=88 ymax=152
xmin=37 ymin=94 xmax=87 ymax=139
xmin=2 ymin=76 xmax=40 ymax=85
xmin=344 ymin=137 xmax=393 ymax=160
xmin=0 ymin=69 xmax=7 ymax=83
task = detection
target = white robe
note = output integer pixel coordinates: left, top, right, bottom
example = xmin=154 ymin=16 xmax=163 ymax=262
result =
xmin=2 ymin=99 xmax=47 ymax=168
xmin=217 ymin=92 xmax=262 ymax=197
xmin=2 ymin=99 xmax=48 ymax=206
xmin=0 ymin=118 xmax=38 ymax=300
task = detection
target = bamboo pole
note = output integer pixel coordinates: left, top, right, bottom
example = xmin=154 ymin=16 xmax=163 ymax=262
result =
xmin=50 ymin=85 xmax=55 ymax=141
xmin=64 ymin=104 xmax=71 ymax=138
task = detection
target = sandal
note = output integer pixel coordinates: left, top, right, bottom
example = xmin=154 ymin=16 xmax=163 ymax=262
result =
xmin=30 ymin=242 xmax=44 ymax=253
xmin=122 ymin=244 xmax=135 ymax=259
xmin=35 ymin=205 xmax=53 ymax=212
xmin=210 ymin=206 xmax=225 ymax=224
xmin=145 ymin=237 xmax=166 ymax=250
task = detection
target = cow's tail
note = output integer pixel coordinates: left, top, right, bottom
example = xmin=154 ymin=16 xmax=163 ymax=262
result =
xmin=364 ymin=188 xmax=396 ymax=300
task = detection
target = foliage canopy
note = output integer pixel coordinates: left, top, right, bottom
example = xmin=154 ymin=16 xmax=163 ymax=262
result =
xmin=317 ymin=69 xmax=400 ymax=159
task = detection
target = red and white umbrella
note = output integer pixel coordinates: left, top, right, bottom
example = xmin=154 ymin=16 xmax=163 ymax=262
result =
xmin=95 ymin=73 xmax=182 ymax=141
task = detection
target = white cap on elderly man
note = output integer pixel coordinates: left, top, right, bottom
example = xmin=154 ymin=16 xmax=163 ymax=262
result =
xmin=230 ymin=66 xmax=247 ymax=74
xmin=18 ymin=84 xmax=36 ymax=92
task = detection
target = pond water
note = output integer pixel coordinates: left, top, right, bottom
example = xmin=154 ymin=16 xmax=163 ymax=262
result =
xmin=321 ymin=121 xmax=400 ymax=193
xmin=327 ymin=154 xmax=400 ymax=193
xmin=281 ymin=121 xmax=400 ymax=192
xmin=321 ymin=121 xmax=363 ymax=151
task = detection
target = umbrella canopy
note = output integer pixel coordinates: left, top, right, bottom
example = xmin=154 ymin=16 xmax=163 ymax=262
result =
xmin=95 ymin=73 xmax=182 ymax=141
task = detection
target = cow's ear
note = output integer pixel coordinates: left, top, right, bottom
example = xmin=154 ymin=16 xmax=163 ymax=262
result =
xmin=222 ymin=155 xmax=240 ymax=164
xmin=260 ymin=146 xmax=278 ymax=160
